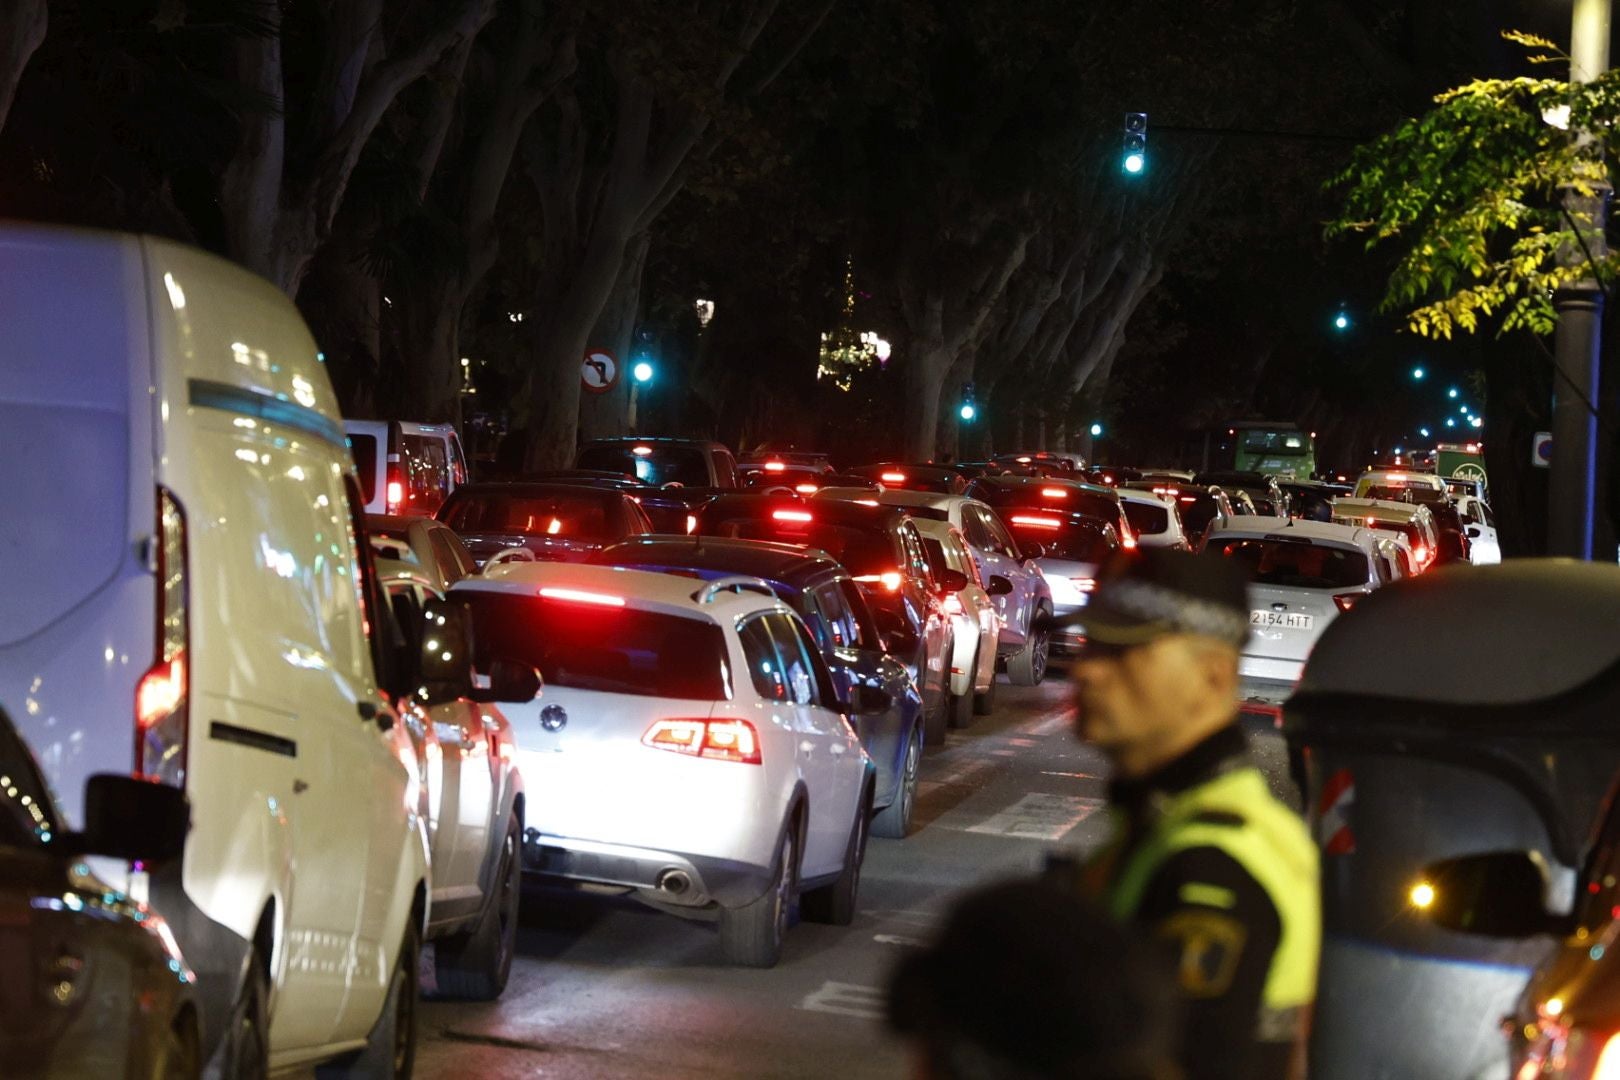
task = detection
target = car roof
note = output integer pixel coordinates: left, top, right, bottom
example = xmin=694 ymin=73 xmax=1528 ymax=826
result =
xmin=1358 ymin=469 xmax=1445 ymax=487
xmin=1206 ymin=517 xmax=1379 ymax=553
xmin=1332 ymin=497 xmax=1429 ymax=520
xmin=457 ymin=561 xmax=783 ymax=620
xmin=591 ymin=536 xmax=844 ymax=585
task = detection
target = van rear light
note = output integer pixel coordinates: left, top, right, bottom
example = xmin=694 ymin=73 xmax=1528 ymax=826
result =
xmin=1333 ymin=593 xmax=1362 ymax=612
xmin=642 ymin=718 xmax=762 ymax=764
xmin=386 ymin=458 xmax=406 ymax=512
xmin=138 ymin=488 xmax=189 ymax=787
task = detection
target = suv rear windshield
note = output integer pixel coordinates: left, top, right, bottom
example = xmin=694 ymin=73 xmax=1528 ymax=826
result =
xmin=1213 ymin=538 xmax=1370 ymax=589
xmin=1004 ymin=518 xmax=1117 ymax=563
xmin=441 ymin=491 xmax=617 ymax=540
xmin=459 ymin=591 xmax=729 ymax=700
xmin=578 ymin=445 xmax=710 ymax=487
xmin=702 ymin=516 xmax=897 ymax=576
xmin=1122 ymin=501 xmax=1169 ymax=536
xmin=349 ymin=434 xmax=379 ymax=504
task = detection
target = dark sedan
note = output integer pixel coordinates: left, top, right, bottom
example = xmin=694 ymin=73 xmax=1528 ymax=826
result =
xmin=589 ymin=536 xmax=928 ymax=838
xmin=0 ymin=706 xmax=198 ymax=1077
xmin=964 ymin=474 xmax=1135 ymax=551
xmin=436 ymin=482 xmax=653 ymax=567
xmin=846 ymin=463 xmax=968 ymax=495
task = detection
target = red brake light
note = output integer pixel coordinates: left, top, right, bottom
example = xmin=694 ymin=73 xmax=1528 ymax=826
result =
xmin=881 ymin=471 xmax=907 ymax=483
xmin=138 ymin=488 xmax=189 ymax=787
xmin=795 ymin=483 xmax=819 ymax=494
xmin=855 ymin=498 xmax=879 ymax=506
xmin=855 ymin=571 xmax=905 ymax=591
xmin=1414 ymin=544 xmax=1430 ymax=564
xmin=685 ymin=514 xmax=698 ymax=534
xmin=764 ymin=461 xmax=787 ymax=472
xmin=537 ymin=586 xmax=626 ymax=607
xmin=772 ymin=509 xmax=813 ymax=523
xmin=643 ymin=718 xmax=761 ymax=764
xmin=1594 ymin=1032 xmax=1620 ymax=1080
xmin=1387 ymin=473 xmax=1408 ymax=482
xmin=632 ymin=445 xmax=653 ymax=456
xmin=1010 ymin=515 xmax=1062 ymax=529
xmin=386 ymin=457 xmax=406 ymax=511
xmin=1333 ymin=593 xmax=1362 ymax=612
xmin=137 ymin=654 xmax=186 ymax=732
xmin=1041 ymin=487 xmax=1069 ymax=498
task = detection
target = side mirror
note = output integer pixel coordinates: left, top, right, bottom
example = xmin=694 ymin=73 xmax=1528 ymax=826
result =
xmin=77 ymin=775 xmax=189 ymax=864
xmin=986 ymin=575 xmax=1014 ymax=597
xmin=1466 ymin=525 xmax=1482 ymax=538
xmin=1021 ymin=543 xmax=1046 ymax=560
xmin=1414 ymin=851 xmax=1559 ymax=938
xmin=475 ymin=658 xmax=543 ymax=704
xmin=847 ymin=685 xmax=893 ymax=715
xmin=939 ymin=568 xmax=969 ymax=593
xmin=419 ymin=598 xmax=476 ymax=706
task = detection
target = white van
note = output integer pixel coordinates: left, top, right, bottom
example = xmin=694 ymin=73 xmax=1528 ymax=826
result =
xmin=0 ymin=225 xmax=431 ymax=1076
xmin=346 ymin=418 xmax=470 ymax=516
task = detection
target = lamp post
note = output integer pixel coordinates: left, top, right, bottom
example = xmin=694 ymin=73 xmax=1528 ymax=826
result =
xmin=1549 ymin=0 xmax=1612 ymax=558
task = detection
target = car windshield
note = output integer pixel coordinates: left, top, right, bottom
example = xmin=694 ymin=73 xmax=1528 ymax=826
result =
xmin=441 ymin=491 xmax=616 ymax=540
xmin=578 ymin=446 xmax=710 ymax=487
xmin=1005 ymin=518 xmax=1116 ymax=563
xmin=1123 ymin=501 xmax=1169 ymax=536
xmin=702 ymin=516 xmax=896 ymax=576
xmin=459 ymin=591 xmax=729 ymax=700
xmin=1214 ymin=538 xmax=1370 ymax=589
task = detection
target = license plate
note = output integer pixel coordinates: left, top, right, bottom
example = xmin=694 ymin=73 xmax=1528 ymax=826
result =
xmin=1250 ymin=610 xmax=1314 ymax=630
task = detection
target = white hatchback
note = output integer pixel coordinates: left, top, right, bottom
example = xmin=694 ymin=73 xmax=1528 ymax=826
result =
xmin=1203 ymin=519 xmax=1386 ymax=705
xmin=452 ymin=563 xmax=877 ymax=967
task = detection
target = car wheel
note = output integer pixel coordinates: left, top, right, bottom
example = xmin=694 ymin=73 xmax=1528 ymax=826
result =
xmin=872 ymin=724 xmax=921 ymax=839
xmin=804 ymin=785 xmax=872 ymax=925
xmin=972 ymin=668 xmax=998 ymax=715
xmin=720 ymin=822 xmax=798 ymax=968
xmin=219 ymin=954 xmax=269 ymax=1080
xmin=156 ymin=1009 xmax=199 ymax=1080
xmin=316 ymin=918 xmax=420 ymax=1079
xmin=431 ymin=814 xmax=521 ymax=1001
xmin=1006 ymin=610 xmax=1051 ymax=686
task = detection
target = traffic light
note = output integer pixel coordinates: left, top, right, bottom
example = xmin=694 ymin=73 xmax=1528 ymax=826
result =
xmin=1122 ymin=113 xmax=1147 ymax=175
xmin=631 ymin=326 xmax=657 ymax=384
xmin=959 ymin=383 xmax=977 ymax=422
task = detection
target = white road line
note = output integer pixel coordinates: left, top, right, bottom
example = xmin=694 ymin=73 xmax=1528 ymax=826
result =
xmin=1028 ymin=711 xmax=1073 ymax=737
xmin=1041 ymin=769 xmax=1101 ymax=781
xmin=797 ymin=980 xmax=887 ymax=1020
xmin=963 ymin=793 xmax=1105 ymax=840
xmin=873 ymin=933 xmax=926 ymax=947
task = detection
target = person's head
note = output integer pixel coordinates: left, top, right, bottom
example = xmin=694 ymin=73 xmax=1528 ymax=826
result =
xmin=888 ymin=877 xmax=1182 ymax=1080
xmin=1065 ymin=549 xmax=1250 ymax=778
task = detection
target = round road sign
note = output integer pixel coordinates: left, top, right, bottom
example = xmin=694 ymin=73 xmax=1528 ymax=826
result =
xmin=581 ymin=350 xmax=619 ymax=394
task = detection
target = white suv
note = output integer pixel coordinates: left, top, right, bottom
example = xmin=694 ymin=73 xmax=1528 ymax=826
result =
xmin=453 ymin=563 xmax=878 ymax=967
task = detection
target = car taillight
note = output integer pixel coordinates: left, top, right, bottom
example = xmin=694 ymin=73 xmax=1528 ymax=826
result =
xmin=855 ymin=571 xmax=905 ymax=592
xmin=686 ymin=514 xmax=698 ymax=534
xmin=772 ymin=509 xmax=813 ymax=523
xmin=537 ymin=586 xmax=626 ymax=607
xmin=137 ymin=488 xmax=189 ymax=787
xmin=1592 ymin=1032 xmax=1620 ymax=1080
xmin=942 ymin=593 xmax=964 ymax=615
xmin=1010 ymin=515 xmax=1062 ymax=529
xmin=881 ymin=471 xmax=907 ymax=483
xmin=764 ymin=461 xmax=786 ymax=472
xmin=386 ymin=458 xmax=405 ymax=511
xmin=642 ymin=718 xmax=762 ymax=764
xmin=796 ymin=483 xmax=819 ymax=494
xmin=1041 ymin=487 xmax=1069 ymax=498
xmin=1415 ymin=545 xmax=1431 ymax=564
xmin=1333 ymin=593 xmax=1361 ymax=612
xmin=1121 ymin=529 xmax=1138 ymax=550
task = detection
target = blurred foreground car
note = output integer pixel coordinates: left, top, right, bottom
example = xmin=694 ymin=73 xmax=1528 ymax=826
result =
xmin=454 ymin=563 xmax=880 ymax=967
xmin=0 ymin=705 xmax=197 ymax=1077
xmin=437 ymin=482 xmax=653 ymax=567
xmin=590 ymin=536 xmax=926 ymax=837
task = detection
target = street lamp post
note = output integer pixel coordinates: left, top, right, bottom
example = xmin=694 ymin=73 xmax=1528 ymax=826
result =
xmin=1550 ymin=0 xmax=1612 ymax=559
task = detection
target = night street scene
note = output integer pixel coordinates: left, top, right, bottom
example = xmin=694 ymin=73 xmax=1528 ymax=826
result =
xmin=14 ymin=1 xmax=1620 ymax=1078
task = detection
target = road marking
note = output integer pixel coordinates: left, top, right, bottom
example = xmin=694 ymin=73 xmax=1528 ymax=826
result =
xmin=797 ymin=980 xmax=886 ymax=1020
xmin=925 ymin=757 xmax=998 ymax=788
xmin=1041 ymin=769 xmax=1101 ymax=780
xmin=873 ymin=933 xmax=926 ymax=947
xmin=1028 ymin=710 xmax=1073 ymax=737
xmin=964 ymin=793 xmax=1104 ymax=840
xmin=1008 ymin=737 xmax=1038 ymax=747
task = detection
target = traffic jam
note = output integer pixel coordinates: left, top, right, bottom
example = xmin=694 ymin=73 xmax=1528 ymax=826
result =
xmin=0 ymin=230 xmax=1598 ymax=1080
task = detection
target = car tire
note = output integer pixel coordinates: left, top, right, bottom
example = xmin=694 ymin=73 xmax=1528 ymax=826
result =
xmin=218 ymin=954 xmax=269 ymax=1080
xmin=804 ymin=785 xmax=872 ymax=926
xmin=972 ymin=669 xmax=998 ymax=715
xmin=316 ymin=918 xmax=420 ymax=1079
xmin=431 ymin=815 xmax=521 ymax=1001
xmin=872 ymin=724 xmax=921 ymax=839
xmin=720 ymin=822 xmax=798 ymax=968
xmin=1006 ymin=608 xmax=1051 ymax=686
xmin=157 ymin=1009 xmax=199 ymax=1080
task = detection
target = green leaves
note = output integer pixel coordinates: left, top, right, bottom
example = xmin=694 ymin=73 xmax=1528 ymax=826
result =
xmin=1327 ymin=34 xmax=1620 ymax=339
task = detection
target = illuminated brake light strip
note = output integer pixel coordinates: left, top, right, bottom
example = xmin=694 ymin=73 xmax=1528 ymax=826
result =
xmin=764 ymin=461 xmax=787 ymax=472
xmin=795 ymin=483 xmax=819 ymax=494
xmin=772 ymin=509 xmax=813 ymax=523
xmin=1010 ymin=515 xmax=1062 ymax=529
xmin=854 ymin=571 xmax=905 ymax=591
xmin=881 ymin=471 xmax=907 ymax=483
xmin=537 ymin=586 xmax=626 ymax=607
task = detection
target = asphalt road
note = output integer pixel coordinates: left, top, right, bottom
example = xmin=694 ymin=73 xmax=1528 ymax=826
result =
xmin=411 ymin=667 xmax=1299 ymax=1079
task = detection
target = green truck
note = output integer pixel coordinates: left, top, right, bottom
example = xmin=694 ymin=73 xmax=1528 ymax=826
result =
xmin=1230 ymin=422 xmax=1317 ymax=480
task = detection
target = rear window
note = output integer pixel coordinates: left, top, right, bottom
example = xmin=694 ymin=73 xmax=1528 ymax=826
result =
xmin=1214 ymin=538 xmax=1370 ymax=589
xmin=402 ymin=435 xmax=451 ymax=513
xmin=349 ymin=434 xmax=379 ymax=504
xmin=702 ymin=516 xmax=896 ymax=576
xmin=459 ymin=591 xmax=729 ymax=700
xmin=1123 ymin=501 xmax=1169 ymax=536
xmin=578 ymin=446 xmax=710 ymax=487
xmin=441 ymin=491 xmax=616 ymax=540
xmin=1004 ymin=518 xmax=1118 ymax=563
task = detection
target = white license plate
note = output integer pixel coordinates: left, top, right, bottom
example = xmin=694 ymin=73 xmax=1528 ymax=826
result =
xmin=1250 ymin=610 xmax=1314 ymax=630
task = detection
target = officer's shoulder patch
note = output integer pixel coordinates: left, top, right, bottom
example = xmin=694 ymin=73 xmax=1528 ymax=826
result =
xmin=1156 ymin=909 xmax=1247 ymax=998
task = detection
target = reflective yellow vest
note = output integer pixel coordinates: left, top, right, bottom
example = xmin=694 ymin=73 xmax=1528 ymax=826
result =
xmin=1092 ymin=766 xmax=1321 ymax=1015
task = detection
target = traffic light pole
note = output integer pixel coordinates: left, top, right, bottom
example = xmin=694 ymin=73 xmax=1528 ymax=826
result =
xmin=1549 ymin=0 xmax=1611 ymax=560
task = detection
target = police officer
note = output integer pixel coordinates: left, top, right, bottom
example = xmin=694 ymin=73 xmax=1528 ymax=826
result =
xmin=1057 ymin=548 xmax=1319 ymax=1080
